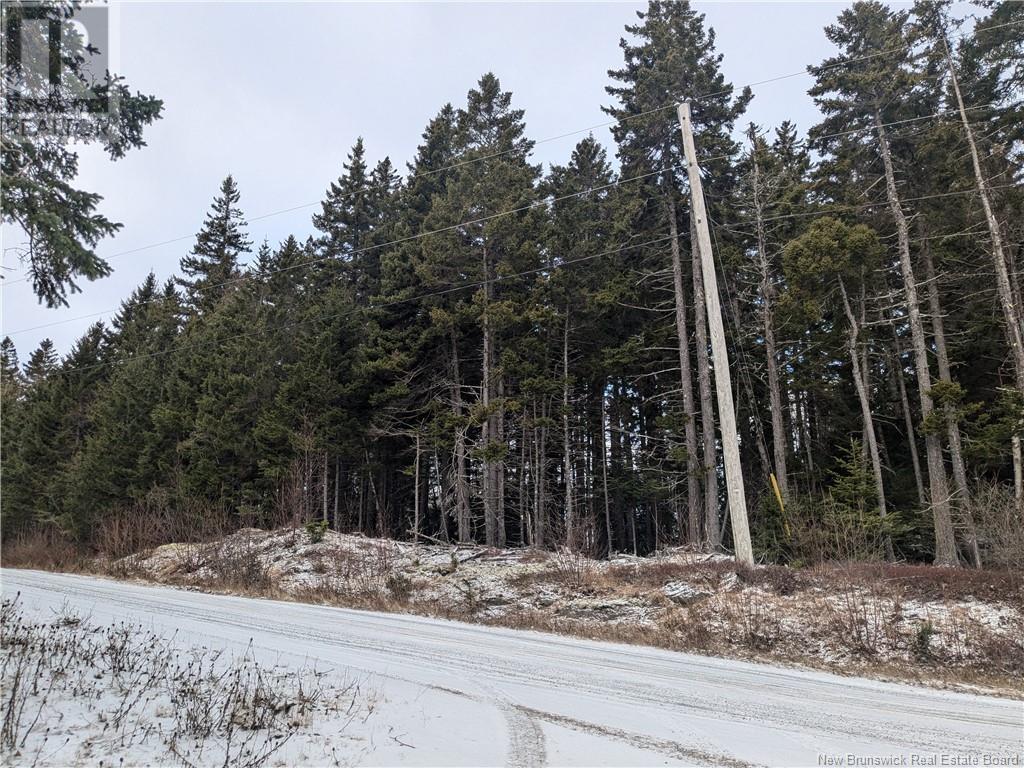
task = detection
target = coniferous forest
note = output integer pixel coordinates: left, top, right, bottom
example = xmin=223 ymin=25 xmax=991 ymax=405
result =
xmin=3 ymin=0 xmax=1023 ymax=569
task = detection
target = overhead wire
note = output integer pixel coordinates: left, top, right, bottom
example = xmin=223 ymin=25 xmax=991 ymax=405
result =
xmin=8 ymin=17 xmax=1022 ymax=391
xmin=6 ymin=163 xmax=676 ymax=336
xmin=6 ymin=102 xmax=996 ymax=337
xmin=6 ymin=17 xmax=1018 ymax=290
xmin=54 ymin=235 xmax=678 ymax=377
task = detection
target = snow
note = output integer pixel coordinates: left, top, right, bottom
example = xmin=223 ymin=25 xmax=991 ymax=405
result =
xmin=106 ymin=528 xmax=1024 ymax=677
xmin=3 ymin=568 xmax=1022 ymax=767
xmin=662 ymin=581 xmax=713 ymax=605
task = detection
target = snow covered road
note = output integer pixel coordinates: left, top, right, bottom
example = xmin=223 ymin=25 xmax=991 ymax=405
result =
xmin=3 ymin=568 xmax=1021 ymax=767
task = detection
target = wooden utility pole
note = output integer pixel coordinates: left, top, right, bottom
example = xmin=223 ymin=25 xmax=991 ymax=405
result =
xmin=677 ymin=102 xmax=754 ymax=566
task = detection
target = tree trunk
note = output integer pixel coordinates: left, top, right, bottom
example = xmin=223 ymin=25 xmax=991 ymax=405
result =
xmin=1014 ymin=436 xmax=1023 ymax=505
xmin=481 ymin=241 xmax=502 ymax=547
xmin=538 ymin=403 xmax=547 ymax=550
xmin=521 ymin=406 xmax=531 ymax=547
xmin=889 ymin=336 xmax=926 ymax=507
xmin=946 ymin=36 xmax=1024 ymax=511
xmin=921 ymin=239 xmax=981 ymax=567
xmin=840 ymin=279 xmax=890 ymax=556
xmin=945 ymin=38 xmax=1024 ymax=394
xmin=798 ymin=389 xmax=815 ymax=488
xmin=690 ymin=212 xmax=719 ymax=549
xmin=322 ymin=450 xmax=329 ymax=523
xmin=667 ymin=198 xmax=702 ymax=545
xmin=562 ymin=311 xmax=576 ymax=549
xmin=333 ymin=458 xmax=340 ymax=530
xmin=497 ymin=373 xmax=507 ymax=548
xmin=450 ymin=331 xmax=472 ymax=543
xmin=875 ymin=108 xmax=957 ymax=566
xmin=601 ymin=389 xmax=613 ymax=557
xmin=413 ymin=435 xmax=421 ymax=542
xmin=747 ymin=142 xmax=789 ymax=502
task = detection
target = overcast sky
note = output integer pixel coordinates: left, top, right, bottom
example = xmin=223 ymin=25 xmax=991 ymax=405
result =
xmin=0 ymin=1 xmax=971 ymax=357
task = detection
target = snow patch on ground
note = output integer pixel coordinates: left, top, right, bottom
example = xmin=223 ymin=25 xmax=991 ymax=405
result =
xmin=102 ymin=528 xmax=1024 ymax=692
xmin=0 ymin=595 xmax=379 ymax=767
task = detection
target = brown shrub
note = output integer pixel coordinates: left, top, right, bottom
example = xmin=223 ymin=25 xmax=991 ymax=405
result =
xmin=810 ymin=561 xmax=1023 ymax=606
xmin=819 ymin=576 xmax=894 ymax=657
xmin=105 ymin=494 xmax=232 ymax=551
xmin=735 ymin=564 xmax=807 ymax=596
xmin=974 ymin=624 xmax=1024 ymax=676
xmin=661 ymin=604 xmax=715 ymax=651
xmin=1 ymin=528 xmax=86 ymax=572
xmin=738 ymin=593 xmax=782 ymax=651
xmin=205 ymin=532 xmax=271 ymax=593
xmin=549 ymin=547 xmax=596 ymax=592
xmin=968 ymin=482 xmax=1024 ymax=570
xmin=385 ymin=573 xmax=414 ymax=602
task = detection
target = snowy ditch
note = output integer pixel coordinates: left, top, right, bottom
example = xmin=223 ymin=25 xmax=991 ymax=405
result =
xmin=33 ymin=527 xmax=1024 ymax=695
xmin=0 ymin=595 xmax=375 ymax=767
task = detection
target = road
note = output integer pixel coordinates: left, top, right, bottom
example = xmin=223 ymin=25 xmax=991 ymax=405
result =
xmin=2 ymin=569 xmax=1021 ymax=767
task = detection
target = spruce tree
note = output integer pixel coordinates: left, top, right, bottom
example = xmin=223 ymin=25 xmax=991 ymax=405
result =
xmin=64 ymin=277 xmax=182 ymax=538
xmin=605 ymin=0 xmax=750 ymax=550
xmin=313 ymin=138 xmax=375 ymax=288
xmin=0 ymin=337 xmax=27 ymax=536
xmin=177 ymin=175 xmax=251 ymax=313
xmin=1 ymin=1 xmax=163 ymax=307
xmin=809 ymin=1 xmax=958 ymax=565
xmin=542 ymin=136 xmax=622 ymax=548
xmin=421 ymin=73 xmax=542 ymax=546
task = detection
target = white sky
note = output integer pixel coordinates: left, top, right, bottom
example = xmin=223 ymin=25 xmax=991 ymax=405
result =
xmin=0 ymin=1 xmax=972 ymax=358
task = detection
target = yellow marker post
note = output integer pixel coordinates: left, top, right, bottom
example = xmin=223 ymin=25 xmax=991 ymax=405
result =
xmin=770 ymin=472 xmax=790 ymax=538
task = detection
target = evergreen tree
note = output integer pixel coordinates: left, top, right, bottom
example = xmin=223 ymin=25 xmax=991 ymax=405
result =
xmin=542 ymin=136 xmax=625 ymax=549
xmin=1 ymin=1 xmax=163 ymax=307
xmin=63 ymin=277 xmax=182 ymax=538
xmin=177 ymin=175 xmax=251 ymax=313
xmin=808 ymin=1 xmax=958 ymax=564
xmin=23 ymin=338 xmax=59 ymax=385
xmin=421 ymin=72 xmax=542 ymax=546
xmin=1 ymin=337 xmax=27 ymax=535
xmin=604 ymin=0 xmax=750 ymax=549
xmin=313 ymin=138 xmax=376 ymax=291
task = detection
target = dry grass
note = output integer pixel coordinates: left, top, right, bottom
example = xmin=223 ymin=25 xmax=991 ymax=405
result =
xmin=810 ymin=561 xmax=1023 ymax=606
xmin=1 ymin=528 xmax=88 ymax=573
xmin=0 ymin=597 xmax=357 ymax=767
xmin=5 ymin=527 xmax=1023 ymax=698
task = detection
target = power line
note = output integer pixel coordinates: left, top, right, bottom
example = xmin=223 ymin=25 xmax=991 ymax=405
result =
xmin=47 ymin=179 xmax=1023 ymax=378
xmin=8 ymin=18 xmax=1016 ymax=291
xmin=809 ymin=102 xmax=995 ymax=144
xmin=705 ymin=188 xmax=775 ymax=471
xmin=715 ymin=183 xmax=1020 ymax=233
xmin=5 ymin=163 xmax=674 ymax=336
xmin=7 ymin=102 xmax=988 ymax=338
xmin=55 ymin=234 xmax=677 ymax=377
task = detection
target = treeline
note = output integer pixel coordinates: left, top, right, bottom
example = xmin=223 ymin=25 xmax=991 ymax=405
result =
xmin=3 ymin=1 xmax=1022 ymax=566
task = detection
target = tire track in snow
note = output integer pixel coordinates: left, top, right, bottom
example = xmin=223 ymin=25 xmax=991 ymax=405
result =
xmin=473 ymin=680 xmax=548 ymax=768
xmin=5 ymin=570 xmax=1021 ymax=767
xmin=516 ymin=706 xmax=759 ymax=768
xmin=10 ymin=573 xmax=1020 ymax=755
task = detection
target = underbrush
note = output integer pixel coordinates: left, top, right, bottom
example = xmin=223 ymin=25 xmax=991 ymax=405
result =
xmin=4 ymin=525 xmax=1023 ymax=697
xmin=1 ymin=529 xmax=88 ymax=573
xmin=0 ymin=596 xmax=364 ymax=767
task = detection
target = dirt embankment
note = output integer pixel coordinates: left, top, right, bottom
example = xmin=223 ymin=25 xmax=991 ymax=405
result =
xmin=10 ymin=527 xmax=1024 ymax=697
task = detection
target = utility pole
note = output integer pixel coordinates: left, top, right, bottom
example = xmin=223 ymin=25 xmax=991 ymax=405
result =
xmin=677 ymin=101 xmax=754 ymax=566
